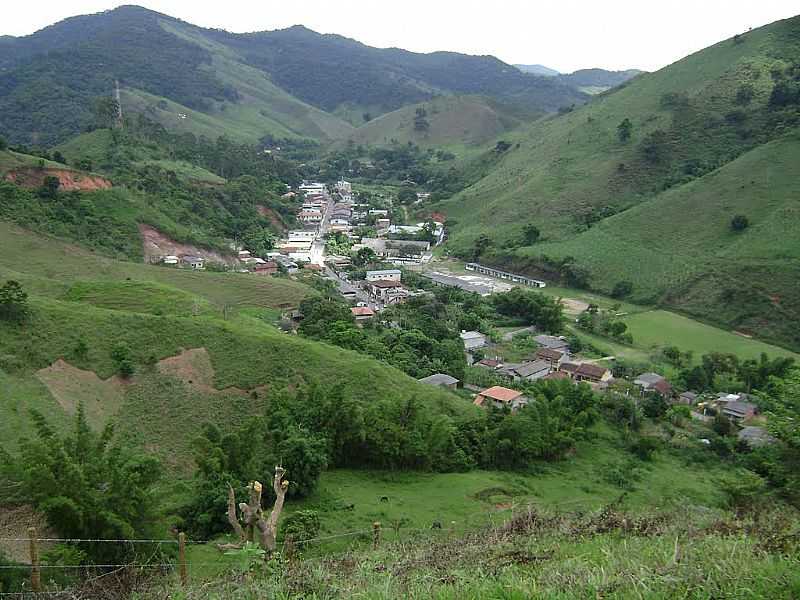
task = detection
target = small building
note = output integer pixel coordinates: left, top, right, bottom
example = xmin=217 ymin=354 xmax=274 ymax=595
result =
xmin=351 ymin=306 xmax=376 ymax=322
xmin=418 ymin=373 xmax=460 ymax=390
xmin=460 ymin=330 xmax=487 ymax=350
xmin=535 ymin=348 xmax=567 ymax=368
xmin=737 ymin=426 xmax=776 ymax=448
xmin=723 ymin=401 xmax=757 ymax=422
xmin=376 ymin=218 xmax=391 ymax=230
xmin=561 ymin=362 xmax=612 ymax=384
xmin=299 ymin=211 xmax=323 ymax=224
xmin=501 ymin=360 xmax=552 ymax=382
xmin=678 ymin=391 xmax=698 ymax=405
xmin=253 ymin=261 xmax=278 ymax=276
xmin=634 ymin=372 xmax=666 ymax=390
xmin=534 ymin=335 xmax=569 ymax=352
xmin=476 ymin=358 xmax=503 ymax=370
xmin=238 ymin=250 xmax=252 ymax=260
xmin=181 ymin=255 xmax=205 ymax=270
xmin=368 ymin=280 xmax=407 ymax=304
xmin=366 ymin=269 xmax=402 ymax=283
xmin=162 ymin=255 xmax=179 ymax=265
xmin=474 ymin=386 xmax=528 ymax=411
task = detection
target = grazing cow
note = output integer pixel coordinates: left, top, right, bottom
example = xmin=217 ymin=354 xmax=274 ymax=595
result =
xmin=380 ymin=496 xmax=389 ymax=503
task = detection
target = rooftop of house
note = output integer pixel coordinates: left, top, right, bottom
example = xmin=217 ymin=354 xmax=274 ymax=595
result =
xmin=534 ymin=335 xmax=568 ymax=349
xmin=535 ymin=348 xmax=564 ymax=361
xmin=680 ymin=391 xmax=698 ymax=400
xmin=737 ymin=426 xmax=776 ymax=446
xmin=723 ymin=401 xmax=757 ymax=416
xmin=351 ymin=307 xmax=375 ymax=317
xmin=543 ymin=371 xmax=571 ymax=381
xmin=653 ymin=379 xmax=673 ymax=395
xmin=418 ymin=373 xmax=460 ymax=386
xmin=575 ymin=363 xmax=609 ymax=379
xmin=477 ymin=386 xmax=523 ymax=403
xmin=370 ymin=280 xmax=405 ymax=289
xmin=460 ymin=332 xmax=487 ymax=343
xmin=561 ymin=362 xmax=579 ymax=373
xmin=367 ymin=269 xmax=401 ymax=276
xmin=477 ymin=358 xmax=502 ymax=368
xmin=512 ymin=360 xmax=552 ymax=378
xmin=634 ymin=372 xmax=666 ymax=386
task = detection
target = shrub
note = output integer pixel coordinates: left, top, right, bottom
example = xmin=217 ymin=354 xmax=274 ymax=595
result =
xmin=628 ymin=435 xmax=659 ymax=461
xmin=611 ymin=280 xmax=633 ymax=299
xmin=731 ymin=214 xmax=749 ymax=231
xmin=0 ymin=281 xmax=30 ymax=323
xmin=283 ymin=510 xmax=321 ymax=543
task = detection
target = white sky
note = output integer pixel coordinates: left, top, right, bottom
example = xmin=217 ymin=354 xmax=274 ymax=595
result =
xmin=4 ymin=1 xmax=799 ymax=73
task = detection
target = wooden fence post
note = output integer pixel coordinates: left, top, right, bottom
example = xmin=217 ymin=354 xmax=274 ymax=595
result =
xmin=28 ymin=527 xmax=40 ymax=593
xmin=372 ymin=522 xmax=381 ymax=550
xmin=178 ymin=532 xmax=188 ymax=587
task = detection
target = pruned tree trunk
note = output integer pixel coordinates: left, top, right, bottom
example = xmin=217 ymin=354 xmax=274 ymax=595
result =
xmin=222 ymin=467 xmax=289 ymax=553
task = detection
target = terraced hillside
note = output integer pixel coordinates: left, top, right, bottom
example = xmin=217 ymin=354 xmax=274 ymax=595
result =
xmin=440 ymin=15 xmax=800 ymax=350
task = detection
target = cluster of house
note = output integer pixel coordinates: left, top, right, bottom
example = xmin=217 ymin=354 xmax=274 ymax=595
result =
xmin=355 ymin=237 xmax=432 ymax=266
xmin=461 ymin=333 xmax=615 ymax=387
xmin=161 ymin=255 xmax=206 ymax=269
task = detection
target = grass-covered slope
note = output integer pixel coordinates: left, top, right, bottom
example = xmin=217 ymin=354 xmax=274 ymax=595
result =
xmin=0 ymin=223 xmax=467 ymax=468
xmin=440 ymin=15 xmax=800 ymax=349
xmin=346 ymin=96 xmax=526 ymax=152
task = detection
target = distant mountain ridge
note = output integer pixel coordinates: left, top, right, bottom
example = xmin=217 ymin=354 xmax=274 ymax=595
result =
xmin=0 ymin=5 xmax=587 ymax=146
xmin=515 ymin=64 xmax=644 ymax=93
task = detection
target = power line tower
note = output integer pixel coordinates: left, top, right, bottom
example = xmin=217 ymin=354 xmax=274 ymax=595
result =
xmin=114 ymin=79 xmax=124 ymax=129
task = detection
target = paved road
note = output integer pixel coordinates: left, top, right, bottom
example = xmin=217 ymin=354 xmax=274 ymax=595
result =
xmin=310 ymin=197 xmax=334 ymax=266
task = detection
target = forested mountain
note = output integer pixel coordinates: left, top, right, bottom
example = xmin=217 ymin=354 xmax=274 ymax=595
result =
xmin=514 ymin=64 xmax=644 ymax=93
xmin=0 ymin=5 xmax=586 ymax=146
xmin=440 ymin=15 xmax=800 ymax=350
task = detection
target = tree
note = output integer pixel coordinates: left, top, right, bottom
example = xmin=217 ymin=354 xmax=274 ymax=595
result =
xmin=397 ymin=187 xmax=417 ymax=204
xmin=522 ymin=224 xmax=540 ymax=245
xmin=110 ymin=342 xmax=134 ymax=377
xmin=0 ymin=406 xmax=162 ymax=563
xmin=52 ymin=151 xmax=67 ymax=164
xmin=38 ymin=176 xmax=60 ymax=199
xmin=353 ymin=247 xmax=377 ymax=267
xmin=0 ymin=281 xmax=30 ymax=323
xmin=611 ymin=280 xmax=633 ymax=299
xmin=617 ymin=118 xmax=633 ymax=142
xmin=242 ymin=227 xmax=276 ymax=257
xmin=362 ymin=112 xmax=372 ymax=122
xmin=731 ymin=214 xmax=749 ymax=232
xmin=414 ymin=107 xmax=430 ymax=132
xmin=735 ymin=84 xmax=755 ymax=106
xmin=224 ymin=467 xmax=289 ymax=552
xmin=0 ymin=135 xmax=7 ymax=151
xmin=472 ymin=234 xmax=492 ymax=261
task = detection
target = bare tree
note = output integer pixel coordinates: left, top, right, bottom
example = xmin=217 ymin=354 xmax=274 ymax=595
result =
xmin=223 ymin=466 xmax=289 ymax=552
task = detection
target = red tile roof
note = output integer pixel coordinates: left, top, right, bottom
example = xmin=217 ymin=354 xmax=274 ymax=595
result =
xmin=575 ymin=363 xmax=609 ymax=380
xmin=478 ymin=386 xmax=523 ymax=403
xmin=351 ymin=307 xmax=375 ymax=317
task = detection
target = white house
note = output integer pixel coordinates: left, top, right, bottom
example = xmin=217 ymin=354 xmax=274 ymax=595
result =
xmin=366 ymin=269 xmax=402 ymax=282
xmin=460 ymin=331 xmax=487 ymax=350
xmin=181 ymin=256 xmax=205 ymax=270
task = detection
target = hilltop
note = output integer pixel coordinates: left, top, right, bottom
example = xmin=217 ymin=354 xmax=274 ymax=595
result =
xmin=439 ymin=15 xmax=800 ymax=351
xmin=344 ymin=96 xmax=528 ymax=151
xmin=0 ymin=5 xmax=586 ymax=147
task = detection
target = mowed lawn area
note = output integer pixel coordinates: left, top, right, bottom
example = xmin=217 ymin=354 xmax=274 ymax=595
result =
xmin=622 ymin=310 xmax=800 ymax=361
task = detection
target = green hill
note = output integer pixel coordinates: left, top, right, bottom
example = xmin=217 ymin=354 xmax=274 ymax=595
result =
xmin=439 ymin=15 xmax=800 ymax=350
xmin=0 ymin=6 xmax=585 ymax=147
xmin=345 ymin=96 xmax=527 ymax=152
xmin=0 ymin=222 xmax=468 ymax=467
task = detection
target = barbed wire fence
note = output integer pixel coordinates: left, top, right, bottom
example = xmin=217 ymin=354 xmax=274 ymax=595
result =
xmin=0 ymin=498 xmax=602 ymax=597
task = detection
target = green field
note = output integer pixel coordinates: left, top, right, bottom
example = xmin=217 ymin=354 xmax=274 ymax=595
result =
xmin=622 ymin=310 xmax=799 ymax=361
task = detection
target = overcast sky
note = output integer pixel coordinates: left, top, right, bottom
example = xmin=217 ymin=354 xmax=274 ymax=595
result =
xmin=4 ymin=1 xmax=798 ymax=72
